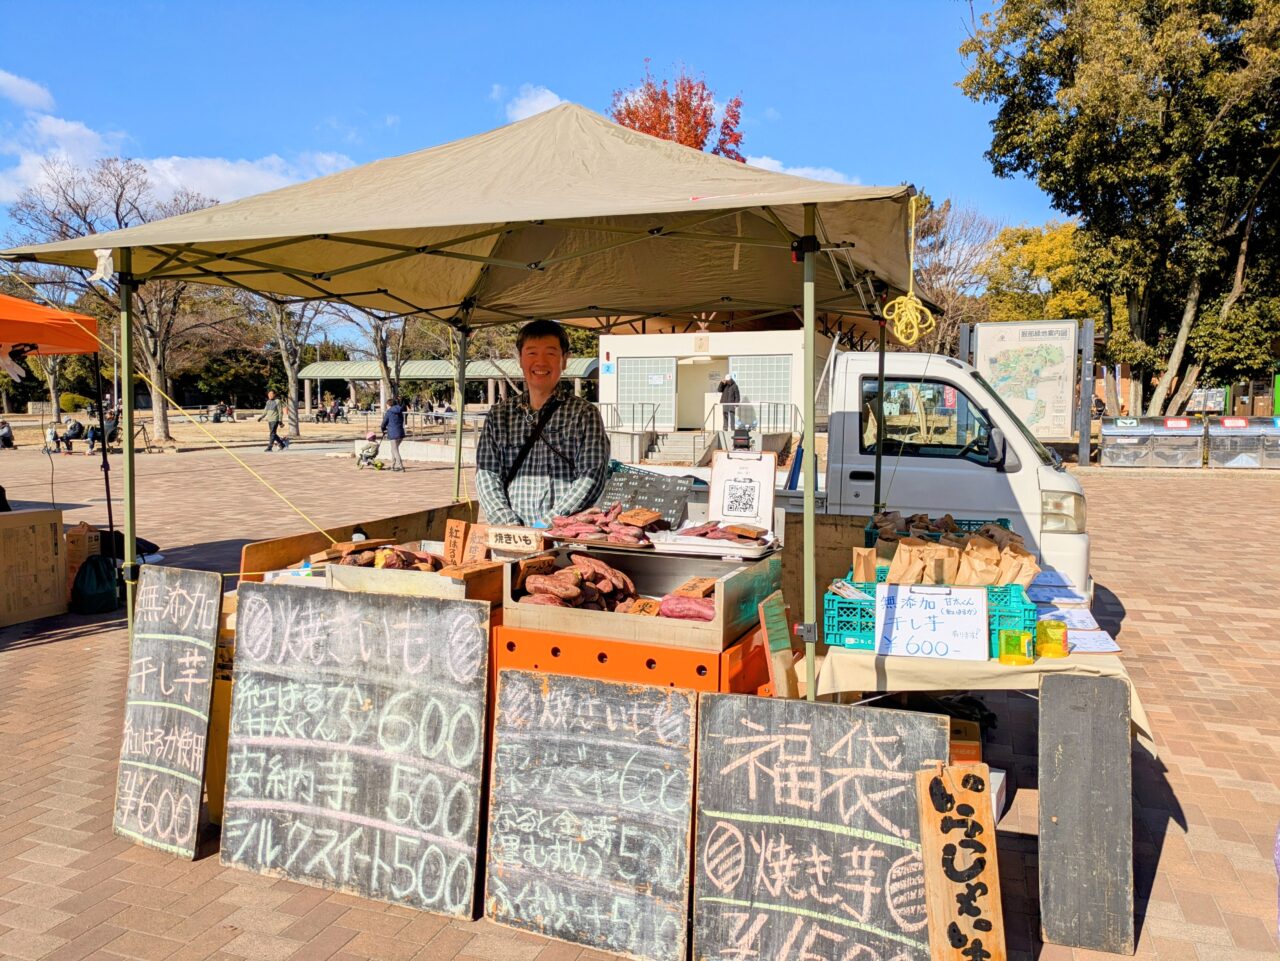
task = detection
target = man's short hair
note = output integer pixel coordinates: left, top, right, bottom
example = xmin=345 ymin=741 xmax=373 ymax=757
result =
xmin=516 ymin=320 xmax=570 ymax=355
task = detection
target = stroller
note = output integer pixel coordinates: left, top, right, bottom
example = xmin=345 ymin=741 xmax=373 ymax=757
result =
xmin=356 ymin=433 xmax=384 ymax=470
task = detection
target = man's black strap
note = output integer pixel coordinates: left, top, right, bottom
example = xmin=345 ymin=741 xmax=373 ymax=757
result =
xmin=503 ymin=398 xmax=563 ymax=488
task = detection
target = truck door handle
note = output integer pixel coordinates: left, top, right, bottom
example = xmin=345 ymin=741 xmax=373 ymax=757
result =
xmin=848 ymin=470 xmax=876 ymax=481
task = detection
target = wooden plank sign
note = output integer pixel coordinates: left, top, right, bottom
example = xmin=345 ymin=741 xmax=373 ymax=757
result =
xmin=114 ymin=565 xmax=222 ymax=858
xmin=1038 ymin=675 xmax=1134 ymax=954
xmin=672 ymin=576 xmax=717 ymax=598
xmin=757 ymin=590 xmax=793 ymax=653
xmin=874 ymin=585 xmax=990 ymax=661
xmin=694 ymin=695 xmax=949 ymax=961
xmin=462 ymin=523 xmax=490 ymax=563
xmin=916 ymin=763 xmax=1007 ymax=961
xmin=486 ymin=671 xmax=696 ymax=961
xmin=487 ymin=526 xmax=544 ymax=554
xmin=444 ymin=518 xmax=469 ymax=566
xmin=222 ymin=582 xmax=490 ymax=917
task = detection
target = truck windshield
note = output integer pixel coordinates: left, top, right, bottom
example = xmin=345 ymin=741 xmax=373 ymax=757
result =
xmin=972 ymin=373 xmax=1057 ymax=467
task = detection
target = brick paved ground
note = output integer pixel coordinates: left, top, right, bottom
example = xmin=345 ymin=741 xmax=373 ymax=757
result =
xmin=1 ymin=448 xmax=1278 ymax=960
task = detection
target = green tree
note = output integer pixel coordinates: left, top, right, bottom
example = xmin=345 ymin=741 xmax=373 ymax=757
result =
xmin=982 ymin=221 xmax=1098 ymax=321
xmin=961 ymin=0 xmax=1280 ymax=415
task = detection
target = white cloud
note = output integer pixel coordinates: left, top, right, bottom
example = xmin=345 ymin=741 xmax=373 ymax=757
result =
xmin=384 ymin=114 xmax=400 ymax=127
xmin=143 ymin=151 xmax=354 ymax=202
xmin=763 ymin=107 xmax=781 ymax=122
xmin=505 ymin=84 xmax=564 ymax=122
xmin=0 ymin=69 xmax=54 ymax=111
xmin=746 ymin=154 xmax=857 ymax=184
xmin=0 ymin=101 xmax=355 ymax=205
xmin=488 ymin=83 xmax=506 ymax=102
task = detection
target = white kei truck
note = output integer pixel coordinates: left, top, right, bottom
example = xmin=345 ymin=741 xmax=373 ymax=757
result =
xmin=823 ymin=351 xmax=1091 ymax=597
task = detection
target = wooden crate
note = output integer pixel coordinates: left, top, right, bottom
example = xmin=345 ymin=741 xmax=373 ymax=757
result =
xmin=237 ymin=502 xmax=473 ymax=581
xmin=501 ymin=546 xmax=781 ymax=653
xmin=325 ymin=561 xmax=504 ymax=606
xmin=0 ymin=509 xmax=66 ymax=628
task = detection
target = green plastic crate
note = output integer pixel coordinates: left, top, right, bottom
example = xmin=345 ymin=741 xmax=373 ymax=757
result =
xmin=863 ymin=516 xmax=1012 ymax=548
xmin=823 ymin=574 xmax=1036 ymax=657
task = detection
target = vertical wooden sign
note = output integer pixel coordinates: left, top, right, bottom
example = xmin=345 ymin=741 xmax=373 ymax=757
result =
xmin=915 ymin=763 xmax=1007 ymax=961
xmin=444 ymin=518 xmax=469 ymax=566
xmin=114 ymin=566 xmax=222 ymax=858
xmin=462 ymin=523 xmax=489 ymax=563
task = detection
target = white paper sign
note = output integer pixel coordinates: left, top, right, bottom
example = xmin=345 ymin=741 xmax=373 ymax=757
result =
xmin=1068 ymin=629 xmax=1121 ymax=653
xmin=1027 ymin=585 xmax=1089 ymax=605
xmin=874 ymin=584 xmax=990 ymax=661
xmin=1036 ymin=605 xmax=1098 ymax=630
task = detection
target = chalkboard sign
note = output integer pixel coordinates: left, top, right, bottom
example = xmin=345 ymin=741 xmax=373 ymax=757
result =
xmin=114 ymin=565 xmax=222 ymax=859
xmin=598 ymin=472 xmax=692 ymax=527
xmin=694 ymin=695 xmax=949 ymax=961
xmin=222 ymin=582 xmax=490 ymax=917
xmin=486 ymin=671 xmax=696 ymax=961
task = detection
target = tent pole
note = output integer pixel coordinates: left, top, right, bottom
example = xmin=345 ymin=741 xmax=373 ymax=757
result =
xmin=875 ymin=317 xmax=886 ymax=511
xmin=453 ymin=327 xmax=468 ymax=503
xmin=91 ymin=352 xmax=115 ymax=546
xmin=802 ymin=204 xmax=817 ymax=702
xmin=118 ymin=249 xmax=138 ymax=624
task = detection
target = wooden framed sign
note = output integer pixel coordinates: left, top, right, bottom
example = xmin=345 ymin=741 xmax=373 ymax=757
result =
xmin=222 ymin=582 xmax=490 ymax=917
xmin=694 ymin=695 xmax=949 ymax=961
xmin=114 ymin=565 xmax=222 ymax=858
xmin=486 ymin=671 xmax=696 ymax=961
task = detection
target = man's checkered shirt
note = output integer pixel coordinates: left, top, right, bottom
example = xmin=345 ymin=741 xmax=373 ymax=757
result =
xmin=475 ymin=388 xmax=610 ymax=526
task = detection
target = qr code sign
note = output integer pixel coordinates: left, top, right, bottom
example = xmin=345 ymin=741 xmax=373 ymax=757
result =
xmin=723 ymin=480 xmax=760 ymax=517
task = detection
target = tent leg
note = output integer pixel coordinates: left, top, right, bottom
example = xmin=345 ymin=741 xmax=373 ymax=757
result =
xmin=453 ymin=328 xmax=469 ymax=503
xmin=91 ymin=352 xmax=114 ymax=545
xmin=119 ymin=249 xmax=138 ymax=625
xmin=875 ymin=317 xmax=887 ymax=511
xmin=802 ymin=204 xmax=818 ymax=702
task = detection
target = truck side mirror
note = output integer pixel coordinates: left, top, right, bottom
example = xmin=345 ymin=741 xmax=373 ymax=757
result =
xmin=987 ymin=428 xmax=1006 ymax=470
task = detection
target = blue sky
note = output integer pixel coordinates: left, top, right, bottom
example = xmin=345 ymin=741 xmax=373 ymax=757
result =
xmin=0 ymin=0 xmax=1057 ymax=242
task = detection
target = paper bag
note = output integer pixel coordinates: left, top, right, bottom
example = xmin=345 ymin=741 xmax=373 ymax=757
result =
xmin=997 ymin=544 xmax=1041 ymax=588
xmin=921 ymin=542 xmax=962 ymax=585
xmin=977 ymin=523 xmax=1022 ymax=550
xmin=940 ymin=532 xmax=970 ymax=549
xmin=851 ymin=546 xmax=878 ymax=583
xmin=873 ymin=510 xmax=904 ymax=532
xmin=875 ymin=530 xmax=902 ymax=564
xmin=886 ymin=537 xmax=929 ymax=585
xmin=955 ymin=535 xmax=1002 ymax=587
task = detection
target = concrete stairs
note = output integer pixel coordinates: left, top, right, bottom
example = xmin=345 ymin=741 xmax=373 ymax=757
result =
xmin=644 ymin=430 xmax=714 ymax=466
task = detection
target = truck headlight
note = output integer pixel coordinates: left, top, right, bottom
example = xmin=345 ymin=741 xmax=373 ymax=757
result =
xmin=1041 ymin=491 xmax=1086 ymax=533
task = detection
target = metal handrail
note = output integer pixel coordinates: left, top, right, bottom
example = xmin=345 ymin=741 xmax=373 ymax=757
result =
xmin=703 ymin=401 xmax=802 ymax=434
xmin=596 ymin=402 xmax=659 ymax=432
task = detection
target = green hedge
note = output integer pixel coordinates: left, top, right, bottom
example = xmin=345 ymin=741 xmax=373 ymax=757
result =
xmin=59 ymin=392 xmax=92 ymax=413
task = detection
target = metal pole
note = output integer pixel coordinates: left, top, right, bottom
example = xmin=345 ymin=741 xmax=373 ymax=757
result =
xmin=874 ymin=317 xmax=887 ymax=511
xmin=1078 ymin=319 xmax=1096 ymax=466
xmin=118 ymin=249 xmax=138 ymax=627
xmin=453 ymin=327 xmax=469 ymax=502
xmin=801 ymin=204 xmax=818 ymax=702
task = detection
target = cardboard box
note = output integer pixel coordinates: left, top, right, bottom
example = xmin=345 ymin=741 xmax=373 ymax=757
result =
xmin=503 ymin=547 xmax=782 ymax=652
xmin=65 ymin=522 xmax=101 ymax=600
xmin=949 ymin=719 xmax=983 ymax=764
xmin=0 ymin=509 xmax=66 ymax=627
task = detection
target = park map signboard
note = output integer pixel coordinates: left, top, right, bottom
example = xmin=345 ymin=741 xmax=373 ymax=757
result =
xmin=114 ymin=566 xmax=222 ymax=859
xmin=972 ymin=320 xmax=1078 ymax=441
xmin=693 ymin=695 xmax=949 ymax=961
xmin=486 ymin=671 xmax=696 ymax=961
xmin=222 ymin=581 xmax=490 ymax=917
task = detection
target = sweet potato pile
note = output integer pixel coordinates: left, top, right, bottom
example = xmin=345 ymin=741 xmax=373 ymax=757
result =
xmin=516 ymin=553 xmax=638 ymax=610
xmin=547 ymin=503 xmax=670 ymax=546
xmin=336 ymin=544 xmax=446 ymax=572
xmin=674 ymin=521 xmax=769 ymax=547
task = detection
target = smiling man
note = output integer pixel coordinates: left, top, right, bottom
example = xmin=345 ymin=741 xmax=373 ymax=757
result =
xmin=475 ymin=320 xmax=609 ymax=526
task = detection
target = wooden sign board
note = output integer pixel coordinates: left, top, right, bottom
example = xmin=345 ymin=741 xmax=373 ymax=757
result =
xmin=486 ymin=671 xmax=696 ymax=961
xmin=114 ymin=566 xmax=222 ymax=858
xmin=672 ymin=576 xmax=717 ymax=598
xmin=444 ymin=518 xmax=469 ymax=566
xmin=875 ymin=585 xmax=990 ymax=661
xmin=462 ymin=523 xmax=490 ymax=562
xmin=0 ymin=508 xmax=66 ymax=628
xmin=487 ymin=526 xmax=544 ymax=554
xmin=694 ymin=695 xmax=949 ymax=961
xmin=1038 ymin=675 xmax=1134 ymax=954
xmin=916 ymin=763 xmax=1007 ymax=961
xmin=757 ymin=590 xmax=793 ymax=654
xmin=222 ymin=582 xmax=491 ymax=917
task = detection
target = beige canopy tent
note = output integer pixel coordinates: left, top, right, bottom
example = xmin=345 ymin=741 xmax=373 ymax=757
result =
xmin=2 ymin=102 xmax=916 ymax=696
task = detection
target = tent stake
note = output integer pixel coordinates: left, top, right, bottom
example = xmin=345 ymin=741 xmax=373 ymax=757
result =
xmin=802 ymin=204 xmax=817 ymax=702
xmin=118 ymin=249 xmax=138 ymax=625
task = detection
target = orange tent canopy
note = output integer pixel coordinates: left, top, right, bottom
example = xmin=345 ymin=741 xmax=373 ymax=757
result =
xmin=0 ymin=293 xmax=99 ymax=355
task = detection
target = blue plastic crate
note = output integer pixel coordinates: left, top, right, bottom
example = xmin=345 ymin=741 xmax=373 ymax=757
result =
xmin=823 ymin=575 xmax=1037 ymax=657
xmin=864 ymin=517 xmax=1012 ymax=548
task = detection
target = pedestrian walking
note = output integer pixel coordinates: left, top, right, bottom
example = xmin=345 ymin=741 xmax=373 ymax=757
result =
xmin=258 ymin=389 xmax=289 ymax=451
xmin=381 ymin=394 xmax=406 ymax=471
xmin=717 ymin=373 xmax=740 ymax=429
